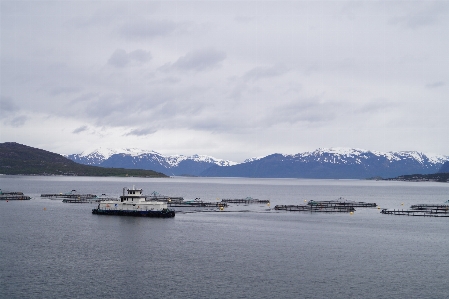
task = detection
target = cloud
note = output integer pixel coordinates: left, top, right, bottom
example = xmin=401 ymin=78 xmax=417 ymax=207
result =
xmin=8 ymin=116 xmax=28 ymax=127
xmin=243 ymin=65 xmax=290 ymax=82
xmin=227 ymin=64 xmax=291 ymax=100
xmin=50 ymin=86 xmax=82 ymax=96
xmin=266 ymin=99 xmax=339 ymax=126
xmin=355 ymin=99 xmax=398 ymax=114
xmin=125 ymin=127 xmax=157 ymax=136
xmin=0 ymin=96 xmax=19 ymax=114
xmin=72 ymin=125 xmax=88 ymax=134
xmin=170 ymin=48 xmax=226 ymax=72
xmin=108 ymin=49 xmax=152 ymax=68
xmin=119 ymin=20 xmax=178 ymax=38
xmin=426 ymin=81 xmax=445 ymax=89
xmin=388 ymin=2 xmax=449 ymax=29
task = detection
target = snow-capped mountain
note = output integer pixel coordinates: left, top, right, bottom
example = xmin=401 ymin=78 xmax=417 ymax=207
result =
xmin=65 ymin=148 xmax=237 ymax=176
xmin=66 ymin=147 xmax=152 ymax=165
xmin=201 ymin=148 xmax=449 ymax=179
xmin=66 ymin=147 xmax=449 ymax=179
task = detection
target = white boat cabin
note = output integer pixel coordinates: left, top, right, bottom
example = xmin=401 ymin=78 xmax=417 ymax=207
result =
xmin=98 ymin=186 xmax=167 ymax=211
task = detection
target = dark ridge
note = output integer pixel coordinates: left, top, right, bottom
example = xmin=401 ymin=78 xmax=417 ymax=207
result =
xmin=0 ymin=142 xmax=167 ymax=177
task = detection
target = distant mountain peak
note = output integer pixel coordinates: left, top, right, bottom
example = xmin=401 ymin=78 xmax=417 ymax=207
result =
xmin=66 ymin=146 xmax=449 ymax=179
xmin=79 ymin=147 xmax=157 ymax=159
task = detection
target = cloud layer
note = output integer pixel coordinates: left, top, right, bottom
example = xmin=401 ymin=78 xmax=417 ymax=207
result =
xmin=1 ymin=1 xmax=448 ymax=161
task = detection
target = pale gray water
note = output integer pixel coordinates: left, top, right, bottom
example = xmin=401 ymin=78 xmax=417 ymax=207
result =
xmin=1 ymin=176 xmax=448 ymax=299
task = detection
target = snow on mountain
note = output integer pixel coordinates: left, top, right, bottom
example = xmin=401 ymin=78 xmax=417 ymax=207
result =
xmin=265 ymin=147 xmax=449 ymax=166
xmin=202 ymin=148 xmax=449 ymax=179
xmin=244 ymin=157 xmax=264 ymax=163
xmin=67 ymin=148 xmax=237 ymax=168
xmin=66 ymin=146 xmax=449 ymax=178
xmin=165 ymin=154 xmax=238 ymax=167
xmin=79 ymin=147 xmax=156 ymax=159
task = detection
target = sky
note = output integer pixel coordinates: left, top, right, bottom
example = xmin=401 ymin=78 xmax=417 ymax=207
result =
xmin=1 ymin=0 xmax=448 ymax=162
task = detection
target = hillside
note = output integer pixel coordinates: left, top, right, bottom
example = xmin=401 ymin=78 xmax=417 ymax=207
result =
xmin=0 ymin=142 xmax=167 ymax=177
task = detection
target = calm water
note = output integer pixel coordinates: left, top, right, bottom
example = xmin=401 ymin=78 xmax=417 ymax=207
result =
xmin=1 ymin=176 xmax=448 ymax=299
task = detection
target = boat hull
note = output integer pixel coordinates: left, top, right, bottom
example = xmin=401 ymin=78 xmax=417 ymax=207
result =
xmin=92 ymin=208 xmax=175 ymax=218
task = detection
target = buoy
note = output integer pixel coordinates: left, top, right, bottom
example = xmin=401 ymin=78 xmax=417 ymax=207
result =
xmin=220 ymin=206 xmax=224 ymax=211
xmin=401 ymin=203 xmax=404 ymax=206
xmin=267 ymin=202 xmax=270 ymax=206
xmin=304 ymin=200 xmax=307 ymax=202
xmin=377 ymin=207 xmax=380 ymax=209
xmin=350 ymin=211 xmax=354 ymax=215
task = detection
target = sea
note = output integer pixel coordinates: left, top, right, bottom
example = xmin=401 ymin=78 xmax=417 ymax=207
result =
xmin=1 ymin=175 xmax=448 ymax=299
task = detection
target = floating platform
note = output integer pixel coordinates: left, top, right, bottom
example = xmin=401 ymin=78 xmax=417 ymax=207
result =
xmin=41 ymin=190 xmax=97 ymax=200
xmin=221 ymin=197 xmax=270 ymax=204
xmin=63 ymin=198 xmax=104 ymax=203
xmin=308 ymin=198 xmax=377 ymax=208
xmin=146 ymin=196 xmax=185 ymax=202
xmin=145 ymin=191 xmax=184 ymax=202
xmin=381 ymin=208 xmax=449 ymax=217
xmin=168 ymin=201 xmax=227 ymax=208
xmin=0 ymin=190 xmax=31 ymax=200
xmin=410 ymin=204 xmax=449 ymax=210
xmin=1 ymin=191 xmax=24 ymax=195
xmin=0 ymin=195 xmax=31 ymax=200
xmin=92 ymin=208 xmax=175 ymax=218
xmin=275 ymin=205 xmax=355 ymax=213
xmin=63 ymin=194 xmax=117 ymax=204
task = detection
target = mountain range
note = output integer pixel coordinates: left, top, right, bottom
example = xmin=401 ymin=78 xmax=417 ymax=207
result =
xmin=66 ymin=148 xmax=237 ymax=177
xmin=0 ymin=142 xmax=167 ymax=177
xmin=66 ymin=147 xmax=449 ymax=179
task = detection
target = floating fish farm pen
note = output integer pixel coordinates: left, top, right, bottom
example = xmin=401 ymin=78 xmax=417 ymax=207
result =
xmin=275 ymin=205 xmax=355 ymax=213
xmin=381 ymin=203 xmax=449 ymax=217
xmin=308 ymin=198 xmax=377 ymax=208
xmin=0 ymin=192 xmax=31 ymax=200
xmin=41 ymin=190 xmax=97 ymax=200
xmin=145 ymin=191 xmax=184 ymax=203
xmin=62 ymin=198 xmax=105 ymax=203
xmin=168 ymin=201 xmax=227 ymax=208
xmin=221 ymin=197 xmax=270 ymax=204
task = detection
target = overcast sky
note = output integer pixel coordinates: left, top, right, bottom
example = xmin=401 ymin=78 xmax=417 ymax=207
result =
xmin=1 ymin=0 xmax=448 ymax=162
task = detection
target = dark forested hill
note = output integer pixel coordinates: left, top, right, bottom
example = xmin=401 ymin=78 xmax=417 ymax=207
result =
xmin=0 ymin=142 xmax=167 ymax=177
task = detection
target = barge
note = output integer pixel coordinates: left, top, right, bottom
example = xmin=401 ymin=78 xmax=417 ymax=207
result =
xmin=92 ymin=186 xmax=175 ymax=218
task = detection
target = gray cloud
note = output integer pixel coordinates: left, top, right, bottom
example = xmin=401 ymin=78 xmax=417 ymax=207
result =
xmin=119 ymin=20 xmax=177 ymax=39
xmin=50 ymin=86 xmax=82 ymax=96
xmin=1 ymin=1 xmax=448 ymax=160
xmin=0 ymin=97 xmax=27 ymax=128
xmin=8 ymin=116 xmax=28 ymax=127
xmin=0 ymin=96 xmax=19 ymax=114
xmin=426 ymin=81 xmax=445 ymax=89
xmin=355 ymin=100 xmax=398 ymax=114
xmin=171 ymin=48 xmax=226 ymax=72
xmin=125 ymin=127 xmax=157 ymax=136
xmin=72 ymin=125 xmax=88 ymax=134
xmin=108 ymin=49 xmax=151 ymax=68
xmin=243 ymin=65 xmax=290 ymax=81
xmin=388 ymin=2 xmax=449 ymax=29
xmin=266 ymin=99 xmax=339 ymax=126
